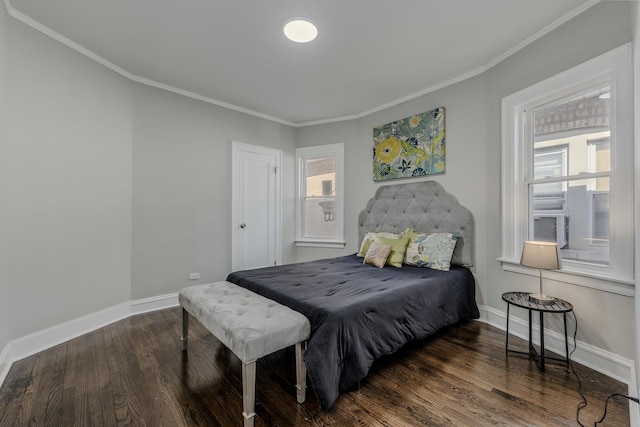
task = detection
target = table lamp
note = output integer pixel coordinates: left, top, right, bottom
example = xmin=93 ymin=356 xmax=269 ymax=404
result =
xmin=520 ymin=241 xmax=561 ymax=305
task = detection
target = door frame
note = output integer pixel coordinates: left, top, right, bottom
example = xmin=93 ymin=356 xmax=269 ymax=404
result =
xmin=231 ymin=141 xmax=282 ymax=271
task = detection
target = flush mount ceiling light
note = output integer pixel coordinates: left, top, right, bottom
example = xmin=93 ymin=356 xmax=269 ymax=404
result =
xmin=283 ymin=18 xmax=318 ymax=43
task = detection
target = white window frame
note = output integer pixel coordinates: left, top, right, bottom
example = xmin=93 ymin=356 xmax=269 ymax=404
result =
xmin=295 ymin=143 xmax=345 ymax=248
xmin=500 ymin=44 xmax=633 ymax=295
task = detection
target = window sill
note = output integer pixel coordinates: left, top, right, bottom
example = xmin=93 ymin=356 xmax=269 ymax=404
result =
xmin=498 ymin=257 xmax=634 ymax=297
xmin=295 ymin=240 xmax=346 ymax=249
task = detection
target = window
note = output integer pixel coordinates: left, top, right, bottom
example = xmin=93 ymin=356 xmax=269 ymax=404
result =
xmin=501 ymin=45 xmax=633 ymax=286
xmin=296 ymin=143 xmax=345 ymax=247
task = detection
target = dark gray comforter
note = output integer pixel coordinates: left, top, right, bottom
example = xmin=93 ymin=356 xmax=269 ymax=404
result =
xmin=226 ymin=254 xmax=479 ymax=410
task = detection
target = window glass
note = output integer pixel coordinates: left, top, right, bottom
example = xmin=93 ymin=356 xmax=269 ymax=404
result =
xmin=303 ymin=157 xmax=336 ymax=238
xmin=533 ymin=146 xmax=566 ymax=211
xmin=532 ymin=86 xmax=610 ymax=176
xmin=528 ymin=86 xmax=611 ymax=266
xmin=592 ymin=192 xmax=609 ymax=241
xmin=296 ymin=143 xmax=344 ymax=247
xmin=530 ymin=177 xmax=609 ymax=264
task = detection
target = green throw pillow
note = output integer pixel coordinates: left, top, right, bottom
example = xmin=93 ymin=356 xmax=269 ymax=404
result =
xmin=378 ymin=236 xmax=410 ymax=268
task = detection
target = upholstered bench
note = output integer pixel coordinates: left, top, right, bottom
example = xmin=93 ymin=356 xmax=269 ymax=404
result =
xmin=179 ymin=281 xmax=311 ymax=427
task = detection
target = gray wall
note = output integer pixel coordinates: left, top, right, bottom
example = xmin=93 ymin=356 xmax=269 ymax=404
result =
xmin=0 ymin=3 xmax=298 ymax=350
xmin=296 ymin=75 xmax=488 ymax=302
xmin=0 ymin=0 xmax=636 ymax=378
xmin=131 ymin=84 xmax=297 ymax=299
xmin=484 ymin=1 xmax=633 ymax=358
xmin=3 ymin=11 xmax=134 ymax=339
xmin=0 ymin=3 xmax=10 ymax=355
xmin=633 ymin=0 xmax=640 ymax=394
xmin=297 ymin=1 xmax=634 ymax=359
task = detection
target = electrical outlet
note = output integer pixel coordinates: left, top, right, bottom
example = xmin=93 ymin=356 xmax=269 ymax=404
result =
xmin=188 ymin=272 xmax=200 ymax=280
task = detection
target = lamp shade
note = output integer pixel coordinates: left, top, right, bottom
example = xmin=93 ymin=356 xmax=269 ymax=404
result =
xmin=520 ymin=241 xmax=561 ymax=270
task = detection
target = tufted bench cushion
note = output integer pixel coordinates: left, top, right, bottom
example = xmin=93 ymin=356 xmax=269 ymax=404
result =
xmin=179 ymin=281 xmax=310 ymax=427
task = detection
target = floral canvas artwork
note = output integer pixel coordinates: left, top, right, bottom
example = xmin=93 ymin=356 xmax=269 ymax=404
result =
xmin=373 ymin=107 xmax=445 ymax=181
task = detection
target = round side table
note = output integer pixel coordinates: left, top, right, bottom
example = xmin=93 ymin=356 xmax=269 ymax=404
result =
xmin=502 ymin=291 xmax=573 ymax=371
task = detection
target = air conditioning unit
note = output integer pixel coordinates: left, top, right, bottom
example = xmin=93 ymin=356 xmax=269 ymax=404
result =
xmin=533 ymin=214 xmax=568 ymax=249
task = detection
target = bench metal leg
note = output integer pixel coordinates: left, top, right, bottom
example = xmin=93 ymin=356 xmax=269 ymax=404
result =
xmin=295 ymin=341 xmax=307 ymax=403
xmin=242 ymin=361 xmax=256 ymax=427
xmin=181 ymin=308 xmax=189 ymax=351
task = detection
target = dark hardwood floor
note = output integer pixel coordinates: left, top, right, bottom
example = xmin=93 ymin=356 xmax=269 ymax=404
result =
xmin=0 ymin=307 xmax=630 ymax=426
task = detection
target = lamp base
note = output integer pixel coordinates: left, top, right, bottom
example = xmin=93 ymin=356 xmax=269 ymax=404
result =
xmin=529 ymin=293 xmax=556 ymax=305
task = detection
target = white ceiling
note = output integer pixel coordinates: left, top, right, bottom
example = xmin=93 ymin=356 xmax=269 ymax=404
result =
xmin=7 ymin=0 xmax=597 ymax=125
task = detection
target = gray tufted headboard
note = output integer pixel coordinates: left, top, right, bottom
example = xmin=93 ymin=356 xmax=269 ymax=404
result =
xmin=358 ymin=181 xmax=475 ymax=267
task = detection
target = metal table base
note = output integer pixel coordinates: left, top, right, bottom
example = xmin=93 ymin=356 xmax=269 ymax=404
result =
xmin=503 ymin=291 xmax=573 ymax=371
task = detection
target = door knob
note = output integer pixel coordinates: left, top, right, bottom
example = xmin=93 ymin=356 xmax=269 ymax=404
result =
xmin=240 ymin=223 xmax=247 ymax=229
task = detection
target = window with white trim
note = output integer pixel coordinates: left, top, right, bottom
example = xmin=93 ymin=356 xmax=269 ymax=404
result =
xmin=295 ymin=143 xmax=345 ymax=248
xmin=501 ymin=45 xmax=633 ymax=285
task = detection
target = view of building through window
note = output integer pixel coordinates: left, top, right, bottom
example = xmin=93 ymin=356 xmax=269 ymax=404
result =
xmin=303 ymin=157 xmax=336 ymax=238
xmin=530 ymin=86 xmax=610 ymax=265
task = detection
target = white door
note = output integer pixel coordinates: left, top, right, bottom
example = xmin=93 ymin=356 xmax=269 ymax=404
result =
xmin=232 ymin=142 xmax=281 ymax=271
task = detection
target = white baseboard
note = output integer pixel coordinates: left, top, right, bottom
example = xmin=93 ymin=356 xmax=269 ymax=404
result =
xmin=0 ymin=297 xmax=635 ymax=419
xmin=0 ymin=293 xmax=179 ymax=387
xmin=0 ymin=342 xmax=12 ymax=392
xmin=628 ymin=365 xmax=639 ymax=427
xmin=130 ymin=292 xmax=179 ymax=315
xmin=479 ymin=305 xmax=634 ymax=384
xmin=479 ymin=304 xmax=638 ymax=426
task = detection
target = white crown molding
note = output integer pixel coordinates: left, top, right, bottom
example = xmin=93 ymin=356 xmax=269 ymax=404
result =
xmin=2 ymin=0 xmax=131 ymax=78
xmin=3 ymin=0 xmax=601 ymax=128
xmin=295 ymin=0 xmax=602 ymax=127
xmin=127 ymin=75 xmax=297 ymax=127
xmin=296 ymin=65 xmax=489 ymax=127
xmin=1 ymin=0 xmax=296 ymax=128
xmin=482 ymin=0 xmax=602 ymax=72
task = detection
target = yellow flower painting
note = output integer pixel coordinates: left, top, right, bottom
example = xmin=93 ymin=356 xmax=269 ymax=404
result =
xmin=375 ymin=136 xmax=402 ymax=164
xmin=373 ymin=107 xmax=445 ymax=181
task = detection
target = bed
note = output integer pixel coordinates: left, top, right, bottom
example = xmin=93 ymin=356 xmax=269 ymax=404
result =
xmin=226 ymin=181 xmax=479 ymax=410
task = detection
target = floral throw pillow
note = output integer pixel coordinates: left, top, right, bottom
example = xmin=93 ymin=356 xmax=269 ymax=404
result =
xmin=403 ymin=230 xmax=458 ymax=271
